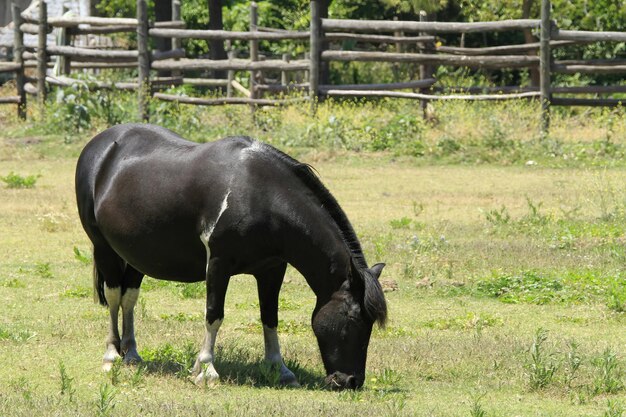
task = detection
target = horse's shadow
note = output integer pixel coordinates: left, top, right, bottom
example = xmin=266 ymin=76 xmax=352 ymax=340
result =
xmin=138 ymin=344 xmax=326 ymax=390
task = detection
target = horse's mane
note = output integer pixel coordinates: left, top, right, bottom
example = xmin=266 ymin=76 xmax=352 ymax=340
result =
xmin=254 ymin=141 xmax=368 ymax=269
xmin=249 ymin=140 xmax=387 ymax=326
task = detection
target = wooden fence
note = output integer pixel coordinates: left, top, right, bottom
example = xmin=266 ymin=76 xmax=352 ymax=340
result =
xmin=1 ymin=0 xmax=625 ymax=134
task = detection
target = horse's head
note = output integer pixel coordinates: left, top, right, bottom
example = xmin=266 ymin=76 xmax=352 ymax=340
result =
xmin=312 ymin=261 xmax=387 ymax=390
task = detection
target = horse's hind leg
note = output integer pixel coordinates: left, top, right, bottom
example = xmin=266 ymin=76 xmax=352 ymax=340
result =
xmin=255 ymin=262 xmax=299 ymax=387
xmin=120 ymin=265 xmax=144 ymax=364
xmin=94 ymin=243 xmax=125 ymax=371
xmin=94 ymin=244 xmax=144 ymax=370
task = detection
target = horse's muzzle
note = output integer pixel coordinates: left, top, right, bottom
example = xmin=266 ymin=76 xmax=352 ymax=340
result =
xmin=325 ymin=371 xmax=364 ymax=390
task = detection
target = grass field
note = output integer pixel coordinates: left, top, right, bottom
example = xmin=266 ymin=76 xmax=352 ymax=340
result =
xmin=0 ymin=120 xmax=625 ymax=416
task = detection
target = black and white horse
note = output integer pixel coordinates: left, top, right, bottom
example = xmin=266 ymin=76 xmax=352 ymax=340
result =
xmin=75 ymin=124 xmax=387 ymax=389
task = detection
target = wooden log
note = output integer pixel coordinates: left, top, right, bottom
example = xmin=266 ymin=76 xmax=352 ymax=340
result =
xmin=552 ymin=29 xmax=626 ymax=43
xmin=137 ymin=0 xmax=150 ymax=121
xmin=0 ymin=62 xmax=21 ymax=73
xmin=231 ymin=80 xmax=251 ymax=97
xmin=324 ymin=33 xmax=436 ymax=44
xmin=552 ymin=85 xmax=626 ymax=94
xmin=551 ymin=97 xmax=624 ymax=107
xmin=71 ymin=62 xmax=137 ymax=69
xmin=45 ymin=75 xmax=138 ymax=90
xmin=552 ymin=64 xmax=626 ymax=74
xmin=71 ymin=25 xmax=135 ymax=35
xmin=47 ymin=45 xmax=138 ymax=61
xmin=256 ymin=83 xmax=309 ymax=92
xmin=13 ymin=4 xmax=26 ymax=119
xmin=321 ymin=18 xmax=541 ymax=34
xmin=0 ymin=96 xmax=22 ymax=104
xmin=319 ymin=78 xmax=436 ymax=92
xmin=435 ymin=40 xmax=580 ymax=55
xmin=321 ymin=50 xmax=539 ymax=68
xmin=46 ymin=16 xmax=138 ymax=28
xmin=151 ymin=58 xmax=310 ymax=71
xmin=180 ymin=78 xmax=229 ymax=87
xmin=539 ymin=0 xmax=551 ymax=134
xmin=149 ymin=28 xmax=309 ymax=41
xmin=323 ymin=89 xmax=541 ymax=100
xmin=20 ymin=23 xmax=52 ymax=34
xmin=556 ymin=59 xmax=626 ymax=66
xmin=432 ymin=85 xmax=537 ymax=93
xmin=419 ymin=10 xmax=433 ymax=116
xmin=152 ymin=48 xmax=186 ymax=61
xmin=153 ymin=93 xmax=309 ymax=106
xmin=37 ymin=0 xmax=47 ymax=111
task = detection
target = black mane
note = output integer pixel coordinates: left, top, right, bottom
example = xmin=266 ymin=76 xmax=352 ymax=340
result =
xmin=253 ymin=140 xmax=369 ymax=270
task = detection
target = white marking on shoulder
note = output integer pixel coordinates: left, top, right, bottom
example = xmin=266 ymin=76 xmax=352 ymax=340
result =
xmin=200 ymin=190 xmax=231 ymax=245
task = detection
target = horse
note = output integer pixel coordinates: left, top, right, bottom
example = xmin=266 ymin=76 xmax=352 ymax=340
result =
xmin=75 ymin=123 xmax=387 ymax=389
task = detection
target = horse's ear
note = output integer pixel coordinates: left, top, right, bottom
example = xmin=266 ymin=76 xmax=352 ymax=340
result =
xmin=349 ymin=257 xmax=363 ymax=285
xmin=368 ymin=263 xmax=385 ymax=280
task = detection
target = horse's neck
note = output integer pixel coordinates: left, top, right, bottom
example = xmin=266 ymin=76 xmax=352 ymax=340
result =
xmin=282 ymin=211 xmax=351 ymax=303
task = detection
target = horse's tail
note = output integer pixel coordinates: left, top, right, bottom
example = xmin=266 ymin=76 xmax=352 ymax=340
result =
xmin=93 ymin=252 xmax=107 ymax=306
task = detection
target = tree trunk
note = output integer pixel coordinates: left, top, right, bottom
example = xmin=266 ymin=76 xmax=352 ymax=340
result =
xmin=155 ymin=0 xmax=172 ymax=51
xmin=522 ymin=0 xmax=540 ymax=87
xmin=208 ymin=0 xmax=227 ymax=79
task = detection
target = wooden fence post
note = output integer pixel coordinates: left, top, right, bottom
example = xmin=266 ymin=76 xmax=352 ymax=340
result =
xmin=250 ymin=2 xmax=259 ymax=104
xmin=171 ymin=0 xmax=181 ymax=79
xmin=12 ymin=3 xmax=26 ymax=120
xmin=540 ymin=0 xmax=551 ymax=135
xmin=37 ymin=0 xmax=48 ymax=117
xmin=281 ymin=53 xmax=289 ymax=87
xmin=227 ymin=48 xmax=235 ymax=98
xmin=137 ymin=0 xmax=150 ymax=121
xmin=418 ymin=10 xmax=433 ymax=118
xmin=309 ymin=0 xmax=321 ymax=111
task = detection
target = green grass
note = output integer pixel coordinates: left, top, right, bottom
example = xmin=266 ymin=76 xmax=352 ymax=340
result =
xmin=0 ymin=101 xmax=625 ymax=416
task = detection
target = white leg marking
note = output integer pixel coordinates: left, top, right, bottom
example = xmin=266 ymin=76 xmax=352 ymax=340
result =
xmin=193 ymin=190 xmax=231 ymax=385
xmin=103 ymin=284 xmax=122 ymax=371
xmin=263 ymin=325 xmax=299 ymax=387
xmin=193 ymin=319 xmax=223 ymax=385
xmin=120 ymin=288 xmax=142 ymax=364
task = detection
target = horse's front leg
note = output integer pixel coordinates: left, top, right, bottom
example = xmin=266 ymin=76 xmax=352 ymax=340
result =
xmin=192 ymin=257 xmax=230 ymax=385
xmin=256 ymin=262 xmax=300 ymax=387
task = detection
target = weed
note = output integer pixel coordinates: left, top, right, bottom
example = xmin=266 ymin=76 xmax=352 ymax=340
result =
xmin=603 ymin=399 xmax=625 ymax=417
xmin=607 ymin=284 xmax=626 ymax=313
xmin=592 ymin=348 xmax=624 ymax=395
xmin=0 ymin=325 xmax=36 ymax=342
xmin=0 ymin=171 xmax=39 ymax=188
xmin=483 ymin=205 xmax=511 ymax=227
xmin=469 ymin=393 xmax=487 ymax=417
xmin=423 ymin=312 xmax=502 ymax=331
xmin=73 ymin=246 xmax=92 ymax=265
xmin=62 ymin=287 xmax=91 ymax=299
xmin=175 ymin=281 xmax=205 ymax=299
xmin=521 ymin=197 xmax=550 ymax=226
xmin=58 ymin=361 xmax=75 ymax=403
xmin=96 ymin=383 xmax=117 ymax=417
xmin=258 ymin=362 xmax=281 ymax=386
xmin=390 ymin=217 xmax=413 ymax=230
xmin=109 ymin=358 xmax=122 ymax=386
xmin=526 ymin=328 xmax=559 ymax=390
xmin=130 ymin=364 xmax=146 ymax=388
xmin=0 ymin=278 xmax=26 ymax=288
xmin=564 ymin=340 xmax=582 ymax=388
xmin=476 ymin=271 xmax=565 ymax=305
xmin=140 ymin=342 xmax=197 ymax=377
xmin=35 ymin=262 xmax=53 ymax=279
